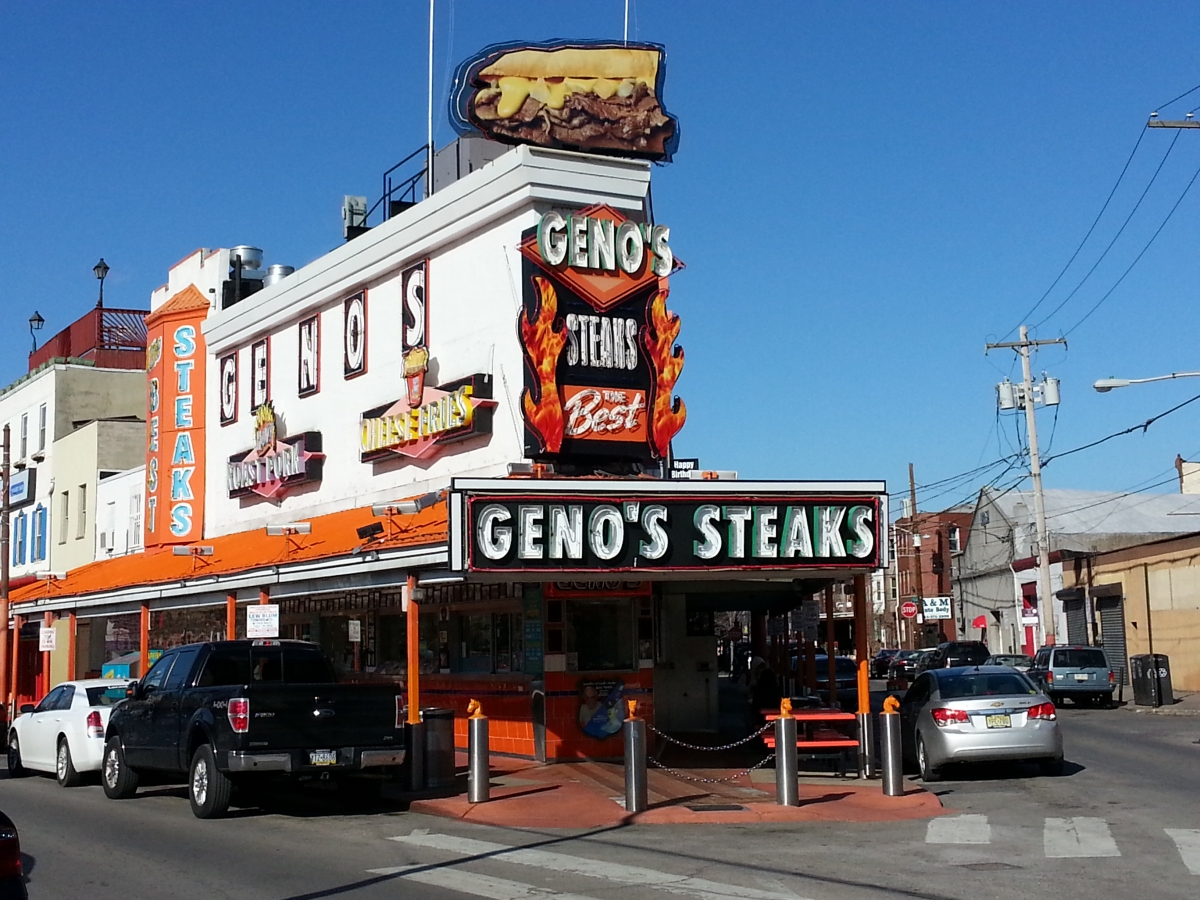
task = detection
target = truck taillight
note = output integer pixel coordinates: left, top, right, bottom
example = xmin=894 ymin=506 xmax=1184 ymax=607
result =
xmin=1109 ymin=671 xmax=1116 ymax=684
xmin=229 ymin=698 xmax=250 ymax=733
xmin=86 ymin=710 xmax=104 ymax=739
xmin=0 ymin=827 xmax=21 ymax=880
xmin=395 ymin=695 xmax=404 ymax=729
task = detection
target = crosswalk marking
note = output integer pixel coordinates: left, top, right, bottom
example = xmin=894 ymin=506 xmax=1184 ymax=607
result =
xmin=365 ymin=865 xmax=604 ymax=900
xmin=1165 ymin=829 xmax=1200 ymax=875
xmin=1043 ymin=817 xmax=1120 ymax=858
xmin=926 ymin=814 xmax=991 ymax=844
xmin=389 ymin=831 xmax=806 ymax=900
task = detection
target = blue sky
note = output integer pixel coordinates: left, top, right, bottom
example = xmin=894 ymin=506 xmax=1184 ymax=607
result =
xmin=3 ymin=2 xmax=1200 ymax=513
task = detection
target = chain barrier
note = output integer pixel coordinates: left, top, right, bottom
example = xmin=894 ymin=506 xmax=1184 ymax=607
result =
xmin=647 ymin=753 xmax=776 ymax=784
xmin=644 ymin=720 xmax=771 ymax=751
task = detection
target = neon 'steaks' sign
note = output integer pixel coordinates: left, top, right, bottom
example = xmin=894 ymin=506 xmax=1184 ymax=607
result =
xmin=447 ymin=481 xmax=888 ymax=574
xmin=517 ymin=203 xmax=685 ymax=464
xmin=227 ymin=403 xmax=324 ymax=500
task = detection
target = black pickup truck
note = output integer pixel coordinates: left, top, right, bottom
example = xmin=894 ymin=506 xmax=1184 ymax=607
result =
xmin=102 ymin=639 xmax=406 ymax=818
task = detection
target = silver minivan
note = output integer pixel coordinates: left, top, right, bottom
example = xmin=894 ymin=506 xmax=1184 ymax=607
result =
xmin=1028 ymin=646 xmax=1115 ymax=707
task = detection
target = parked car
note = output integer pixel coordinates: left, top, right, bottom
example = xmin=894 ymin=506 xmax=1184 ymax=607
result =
xmin=871 ymin=648 xmax=901 ymax=678
xmin=899 ymin=666 xmax=1063 ymax=782
xmin=984 ymin=654 xmax=1034 ymax=673
xmin=0 ymin=810 xmax=26 ymax=900
xmin=1028 ymin=645 xmax=1115 ymax=707
xmin=103 ymin=640 xmax=407 ymax=819
xmin=889 ymin=648 xmax=934 ymax=680
xmin=813 ymin=655 xmax=860 ymax=704
xmin=925 ymin=641 xmax=992 ymax=670
xmin=6 ymin=679 xmax=130 ymax=786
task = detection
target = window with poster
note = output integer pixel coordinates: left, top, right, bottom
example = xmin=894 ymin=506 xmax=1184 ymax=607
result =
xmin=545 ymin=583 xmax=654 ymax=673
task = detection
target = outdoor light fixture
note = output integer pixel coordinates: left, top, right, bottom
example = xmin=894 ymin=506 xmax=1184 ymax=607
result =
xmin=28 ymin=310 xmax=44 ymax=353
xmin=172 ymin=545 xmax=215 ymax=557
xmin=1093 ymin=372 xmax=1200 ymax=393
xmin=94 ymin=258 xmax=110 ymax=308
xmin=371 ymin=490 xmax=443 ymax=517
xmin=265 ymin=522 xmax=312 ymax=536
xmin=356 ymin=522 xmax=384 ymax=541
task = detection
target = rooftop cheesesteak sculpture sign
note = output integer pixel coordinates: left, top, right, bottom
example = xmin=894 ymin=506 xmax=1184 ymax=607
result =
xmin=449 ymin=481 xmax=887 ymax=574
xmin=518 ymin=202 xmax=685 ymax=465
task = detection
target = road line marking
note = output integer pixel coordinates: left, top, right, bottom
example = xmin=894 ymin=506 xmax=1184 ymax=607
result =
xmin=388 ymin=831 xmax=806 ymax=900
xmin=366 ymin=866 xmax=602 ymax=900
xmin=1165 ymin=829 xmax=1200 ymax=875
xmin=926 ymin=814 xmax=990 ymax=844
xmin=1043 ymin=817 xmax=1120 ymax=858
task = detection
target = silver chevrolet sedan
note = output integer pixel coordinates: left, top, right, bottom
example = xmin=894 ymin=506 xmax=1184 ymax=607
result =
xmin=899 ymin=666 xmax=1063 ymax=782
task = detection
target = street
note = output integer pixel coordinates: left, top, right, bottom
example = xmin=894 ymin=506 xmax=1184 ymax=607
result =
xmin=2 ymin=705 xmax=1197 ymax=900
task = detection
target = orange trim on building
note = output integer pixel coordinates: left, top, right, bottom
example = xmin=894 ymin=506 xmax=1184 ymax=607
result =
xmin=9 ymin=502 xmax=447 ymax=606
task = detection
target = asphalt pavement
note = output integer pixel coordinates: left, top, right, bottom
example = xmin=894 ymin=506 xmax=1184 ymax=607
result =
xmin=1 ymin=703 xmax=1197 ymax=900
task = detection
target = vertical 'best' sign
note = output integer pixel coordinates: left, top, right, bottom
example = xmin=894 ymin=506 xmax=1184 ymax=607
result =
xmin=144 ymin=286 xmax=209 ymax=547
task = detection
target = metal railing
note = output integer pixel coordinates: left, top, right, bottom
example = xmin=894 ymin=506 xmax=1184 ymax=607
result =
xmin=363 ymin=145 xmax=429 ymax=228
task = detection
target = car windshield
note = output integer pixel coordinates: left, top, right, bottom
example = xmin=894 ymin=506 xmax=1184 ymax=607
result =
xmin=1054 ymin=649 xmax=1108 ymax=668
xmin=86 ymin=686 xmax=127 ymax=706
xmin=939 ymin=672 xmax=1038 ymax=698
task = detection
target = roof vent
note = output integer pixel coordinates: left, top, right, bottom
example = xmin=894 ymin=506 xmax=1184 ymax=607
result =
xmin=263 ymin=264 xmax=295 ymax=287
xmin=230 ymin=246 xmax=263 ymax=271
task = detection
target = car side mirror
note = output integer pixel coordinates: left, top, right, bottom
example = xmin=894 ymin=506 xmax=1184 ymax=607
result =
xmin=19 ymin=704 xmax=35 ymax=715
xmin=126 ymin=682 xmax=142 ymax=700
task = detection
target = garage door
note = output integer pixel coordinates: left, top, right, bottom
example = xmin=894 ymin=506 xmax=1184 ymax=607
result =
xmin=1096 ymin=595 xmax=1128 ymax=685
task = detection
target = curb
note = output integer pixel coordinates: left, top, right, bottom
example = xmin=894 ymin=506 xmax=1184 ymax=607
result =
xmin=1123 ymin=705 xmax=1200 ymax=717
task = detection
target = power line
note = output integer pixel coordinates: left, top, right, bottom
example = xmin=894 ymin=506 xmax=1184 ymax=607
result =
xmin=1033 ymin=128 xmax=1183 ymax=329
xmin=1157 ymin=82 xmax=1200 ymax=111
xmin=1006 ymin=127 xmax=1146 ymax=333
xmin=1042 ymin=389 xmax=1200 ymax=466
xmin=1063 ymin=152 xmax=1200 ymax=336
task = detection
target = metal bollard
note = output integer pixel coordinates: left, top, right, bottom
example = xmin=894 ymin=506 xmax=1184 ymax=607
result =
xmin=856 ymin=712 xmax=874 ymax=779
xmin=879 ymin=697 xmax=904 ymax=797
xmin=775 ymin=713 xmax=799 ymax=806
xmin=467 ymin=699 xmax=490 ymax=804
xmin=407 ymin=720 xmax=426 ymax=792
xmin=624 ymin=700 xmax=648 ymax=814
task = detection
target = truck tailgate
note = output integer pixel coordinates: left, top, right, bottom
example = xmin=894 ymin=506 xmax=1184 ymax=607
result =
xmin=240 ymin=683 xmax=402 ymax=749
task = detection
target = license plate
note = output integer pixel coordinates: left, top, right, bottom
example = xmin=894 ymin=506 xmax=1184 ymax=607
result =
xmin=985 ymin=714 xmax=1011 ymax=729
xmin=1074 ymin=673 xmax=1089 ymax=681
xmin=308 ymin=750 xmax=337 ymax=766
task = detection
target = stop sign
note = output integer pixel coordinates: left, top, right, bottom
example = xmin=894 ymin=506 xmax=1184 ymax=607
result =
xmin=900 ymin=600 xmax=919 ymax=619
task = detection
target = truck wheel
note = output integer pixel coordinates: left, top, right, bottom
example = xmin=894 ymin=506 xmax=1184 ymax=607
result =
xmin=56 ymin=738 xmax=82 ymax=787
xmin=189 ymin=745 xmax=233 ymax=819
xmin=7 ymin=734 xmax=26 ymax=778
xmin=102 ymin=737 xmax=139 ymax=799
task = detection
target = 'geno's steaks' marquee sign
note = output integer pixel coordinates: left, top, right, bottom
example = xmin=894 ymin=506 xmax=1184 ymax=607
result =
xmin=449 ymin=479 xmax=887 ymax=573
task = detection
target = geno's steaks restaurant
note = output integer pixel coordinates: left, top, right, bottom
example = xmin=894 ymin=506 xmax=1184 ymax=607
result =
xmin=6 ymin=40 xmax=887 ymax=762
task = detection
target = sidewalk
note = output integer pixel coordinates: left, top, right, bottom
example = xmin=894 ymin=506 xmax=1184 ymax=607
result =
xmin=1123 ymin=691 xmax=1200 ymax=717
xmin=408 ymin=752 xmax=943 ymax=828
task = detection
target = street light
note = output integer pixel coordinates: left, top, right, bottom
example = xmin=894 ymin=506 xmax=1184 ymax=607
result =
xmin=93 ymin=258 xmax=110 ymax=308
xmin=1093 ymin=372 xmax=1200 ymax=392
xmin=28 ymin=311 xmax=44 ymax=353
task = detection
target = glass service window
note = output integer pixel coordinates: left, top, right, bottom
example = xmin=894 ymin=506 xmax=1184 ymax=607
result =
xmin=141 ymin=652 xmax=177 ymax=693
xmin=566 ymin=599 xmax=634 ymax=671
xmin=163 ymin=647 xmax=201 ymax=690
xmin=938 ymin=672 xmax=1038 ymax=699
xmin=1053 ymin=649 xmax=1108 ymax=669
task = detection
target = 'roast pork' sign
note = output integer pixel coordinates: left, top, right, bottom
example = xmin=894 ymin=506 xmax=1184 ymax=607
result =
xmin=449 ymin=479 xmax=887 ymax=574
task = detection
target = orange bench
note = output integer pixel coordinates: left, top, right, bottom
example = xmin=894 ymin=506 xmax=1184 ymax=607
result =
xmin=763 ymin=710 xmax=860 ymax=774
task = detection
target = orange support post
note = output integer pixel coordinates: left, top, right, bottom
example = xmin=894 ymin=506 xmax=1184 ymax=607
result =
xmin=854 ymin=574 xmax=870 ymax=715
xmin=226 ymin=593 xmax=237 ymax=640
xmin=41 ymin=611 xmax=53 ymax=696
xmin=139 ymin=603 xmax=150 ymax=678
xmin=406 ymin=574 xmax=420 ymax=725
xmin=259 ymin=588 xmax=269 ymax=605
xmin=67 ymin=612 xmax=76 ymax=682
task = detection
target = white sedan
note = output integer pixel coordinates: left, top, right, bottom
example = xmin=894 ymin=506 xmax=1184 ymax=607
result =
xmin=7 ymin=679 xmax=130 ymax=786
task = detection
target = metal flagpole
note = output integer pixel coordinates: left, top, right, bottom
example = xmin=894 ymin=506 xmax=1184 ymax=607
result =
xmin=426 ymin=0 xmax=435 ymax=199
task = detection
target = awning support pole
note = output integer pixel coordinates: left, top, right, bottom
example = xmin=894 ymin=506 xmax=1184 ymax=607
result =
xmin=226 ymin=593 xmax=237 ymax=640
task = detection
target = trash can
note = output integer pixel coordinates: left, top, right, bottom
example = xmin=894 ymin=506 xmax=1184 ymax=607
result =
xmin=1130 ymin=654 xmax=1173 ymax=707
xmin=420 ymin=707 xmax=457 ymax=788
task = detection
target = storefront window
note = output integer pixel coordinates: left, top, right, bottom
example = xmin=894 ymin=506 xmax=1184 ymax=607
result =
xmin=462 ymin=614 xmax=493 ymax=673
xmin=566 ymin=599 xmax=634 ymax=671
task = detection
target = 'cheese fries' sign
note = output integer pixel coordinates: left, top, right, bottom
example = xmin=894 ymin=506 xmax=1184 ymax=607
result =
xmin=518 ymin=202 xmax=685 ymax=465
xmin=450 ymin=40 xmax=679 ymax=162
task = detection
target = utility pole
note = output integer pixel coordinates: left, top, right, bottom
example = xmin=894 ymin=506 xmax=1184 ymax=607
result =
xmin=908 ymin=463 xmax=923 ymax=650
xmin=987 ymin=326 xmax=1065 ymax=645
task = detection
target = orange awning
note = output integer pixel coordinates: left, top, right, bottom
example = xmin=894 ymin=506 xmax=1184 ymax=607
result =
xmin=9 ymin=501 xmax=447 ymax=607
